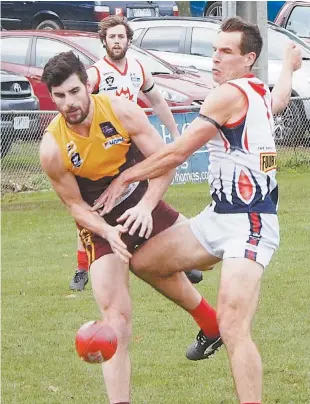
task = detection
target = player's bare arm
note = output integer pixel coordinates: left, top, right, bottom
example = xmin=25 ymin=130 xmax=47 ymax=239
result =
xmin=141 ymin=69 xmax=180 ymax=140
xmin=94 ymin=97 xmax=176 ymax=236
xmin=40 ymin=132 xmax=132 ymax=263
xmin=271 ymin=42 xmax=302 ymax=115
xmin=93 ymin=84 xmax=245 ymax=213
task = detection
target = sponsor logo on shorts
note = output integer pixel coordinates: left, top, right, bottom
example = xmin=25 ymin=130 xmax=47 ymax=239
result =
xmin=103 ymin=135 xmax=125 ymax=149
xmin=260 ymin=152 xmax=277 ymax=172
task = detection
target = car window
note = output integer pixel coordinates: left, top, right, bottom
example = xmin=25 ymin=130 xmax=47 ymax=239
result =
xmin=191 ymin=27 xmax=218 ymax=57
xmin=268 ymin=25 xmax=310 ymax=60
xmin=132 ymin=28 xmax=144 ymax=43
xmin=67 ymin=35 xmax=173 ymax=74
xmin=66 ymin=36 xmax=105 ymax=61
xmin=286 ymin=6 xmax=310 ymax=38
xmin=35 ymin=38 xmax=92 ymax=68
xmin=141 ymin=27 xmax=182 ymax=52
xmin=127 ymin=46 xmax=173 ymax=74
xmin=1 ymin=37 xmax=30 ymax=64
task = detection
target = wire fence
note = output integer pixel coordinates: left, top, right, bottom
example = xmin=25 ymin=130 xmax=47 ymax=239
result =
xmin=1 ymin=97 xmax=310 ymax=194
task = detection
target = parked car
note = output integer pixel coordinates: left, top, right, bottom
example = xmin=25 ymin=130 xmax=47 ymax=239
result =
xmin=0 ymin=70 xmax=40 ymax=157
xmin=0 ymin=1 xmax=178 ymax=31
xmin=274 ymin=0 xmax=310 ymax=44
xmin=0 ymin=30 xmax=213 ymax=112
xmin=189 ymin=1 xmax=285 ymax=21
xmin=130 ymin=16 xmax=310 ymax=145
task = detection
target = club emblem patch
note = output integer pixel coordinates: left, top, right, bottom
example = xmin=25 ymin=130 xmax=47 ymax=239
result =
xmin=99 ymin=121 xmax=118 ymax=137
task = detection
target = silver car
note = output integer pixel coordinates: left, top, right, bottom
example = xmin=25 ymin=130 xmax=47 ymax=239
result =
xmin=131 ymin=17 xmax=310 ymax=144
xmin=1 ymin=70 xmax=40 ymax=158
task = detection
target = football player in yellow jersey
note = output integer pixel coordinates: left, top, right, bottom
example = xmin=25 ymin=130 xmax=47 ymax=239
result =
xmin=70 ymin=15 xmax=203 ymax=290
xmin=40 ymin=51 xmax=221 ymax=404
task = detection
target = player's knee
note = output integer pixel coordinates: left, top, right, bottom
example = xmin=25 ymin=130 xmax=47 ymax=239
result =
xmin=130 ymin=255 xmax=144 ymax=275
xmin=130 ymin=253 xmax=153 ymax=276
xmin=131 ymin=251 xmax=173 ymax=278
xmin=217 ymin=297 xmax=250 ymax=347
xmin=97 ymin=292 xmax=132 ymax=345
xmin=103 ymin=306 xmax=132 ymax=346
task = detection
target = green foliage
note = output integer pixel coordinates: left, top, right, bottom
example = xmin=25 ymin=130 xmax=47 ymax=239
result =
xmin=2 ymin=173 xmax=310 ymax=403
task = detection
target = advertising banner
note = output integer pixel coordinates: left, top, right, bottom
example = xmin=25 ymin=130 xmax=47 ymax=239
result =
xmin=148 ymin=112 xmax=210 ymax=185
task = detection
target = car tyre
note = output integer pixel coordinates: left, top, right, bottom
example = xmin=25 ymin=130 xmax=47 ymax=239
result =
xmin=205 ymin=1 xmax=222 ymax=17
xmin=35 ymin=19 xmax=63 ymax=30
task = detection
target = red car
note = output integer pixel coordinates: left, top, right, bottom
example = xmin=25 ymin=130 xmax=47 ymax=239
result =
xmin=274 ymin=0 xmax=310 ymax=44
xmin=0 ymin=30 xmax=213 ymax=111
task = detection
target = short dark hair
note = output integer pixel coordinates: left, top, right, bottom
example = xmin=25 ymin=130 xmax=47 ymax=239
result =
xmin=221 ymin=17 xmax=263 ymax=65
xmin=98 ymin=15 xmax=134 ymax=44
xmin=41 ymin=51 xmax=88 ymax=92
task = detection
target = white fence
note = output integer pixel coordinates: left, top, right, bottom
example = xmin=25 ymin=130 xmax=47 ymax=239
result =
xmin=1 ymin=98 xmax=309 ymax=193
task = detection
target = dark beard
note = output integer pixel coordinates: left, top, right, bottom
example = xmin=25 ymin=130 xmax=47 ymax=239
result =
xmin=66 ymin=97 xmax=90 ymax=125
xmin=106 ymin=45 xmax=128 ymax=61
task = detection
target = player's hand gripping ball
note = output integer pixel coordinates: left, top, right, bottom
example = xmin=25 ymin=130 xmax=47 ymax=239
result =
xmin=75 ymin=321 xmax=118 ymax=363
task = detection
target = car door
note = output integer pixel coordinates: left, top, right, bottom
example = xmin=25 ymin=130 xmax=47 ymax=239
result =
xmin=283 ymin=3 xmax=310 ymax=43
xmin=0 ymin=36 xmax=32 ymax=77
xmin=28 ymin=36 xmax=93 ymax=110
xmin=139 ymin=25 xmax=187 ymax=67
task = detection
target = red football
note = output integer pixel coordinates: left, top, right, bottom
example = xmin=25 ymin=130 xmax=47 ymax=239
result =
xmin=75 ymin=321 xmax=118 ymax=363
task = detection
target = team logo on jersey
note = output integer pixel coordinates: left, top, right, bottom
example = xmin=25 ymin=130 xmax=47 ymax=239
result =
xmin=235 ymin=167 xmax=256 ymax=204
xmin=71 ymin=153 xmax=83 ymax=167
xmin=130 ymin=73 xmax=141 ymax=88
xmin=66 ymin=141 xmax=83 ymax=168
xmin=105 ymin=76 xmax=114 ymax=86
xmin=103 ymin=135 xmax=125 ymax=149
xmin=103 ymin=75 xmax=117 ymax=91
xmin=116 ymin=87 xmax=134 ymax=101
xmin=260 ymin=152 xmax=277 ymax=172
xmin=99 ymin=121 xmax=118 ymax=137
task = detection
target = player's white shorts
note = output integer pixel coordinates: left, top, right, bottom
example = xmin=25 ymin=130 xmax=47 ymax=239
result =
xmin=189 ymin=203 xmax=279 ymax=269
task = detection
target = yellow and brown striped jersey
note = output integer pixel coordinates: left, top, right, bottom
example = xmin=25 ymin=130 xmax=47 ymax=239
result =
xmin=45 ymin=94 xmax=145 ymax=205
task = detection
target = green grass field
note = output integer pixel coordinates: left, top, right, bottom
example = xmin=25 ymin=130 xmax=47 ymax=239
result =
xmin=2 ymin=171 xmax=310 ymax=403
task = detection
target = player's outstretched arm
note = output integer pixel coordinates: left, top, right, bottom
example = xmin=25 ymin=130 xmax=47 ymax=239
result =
xmin=94 ymin=98 xmax=177 ymax=234
xmin=142 ymin=69 xmax=180 ymax=140
xmin=93 ymin=84 xmax=241 ymax=214
xmin=271 ymin=42 xmax=302 ymax=115
xmin=39 ymin=133 xmax=131 ymax=263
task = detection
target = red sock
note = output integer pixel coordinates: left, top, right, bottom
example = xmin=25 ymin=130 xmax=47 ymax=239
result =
xmin=77 ymin=250 xmax=88 ymax=271
xmin=188 ymin=297 xmax=219 ymax=338
xmin=242 ymin=402 xmax=261 ymax=404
